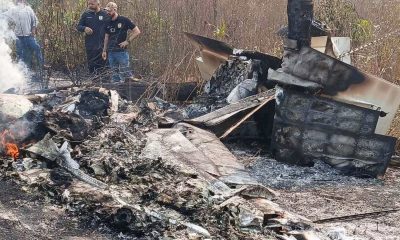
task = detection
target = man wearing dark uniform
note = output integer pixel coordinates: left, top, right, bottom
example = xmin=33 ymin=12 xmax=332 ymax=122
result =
xmin=77 ymin=0 xmax=109 ymax=77
xmin=102 ymin=2 xmax=141 ymax=82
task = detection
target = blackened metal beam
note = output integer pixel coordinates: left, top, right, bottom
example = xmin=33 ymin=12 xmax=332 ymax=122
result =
xmin=287 ymin=0 xmax=314 ymax=48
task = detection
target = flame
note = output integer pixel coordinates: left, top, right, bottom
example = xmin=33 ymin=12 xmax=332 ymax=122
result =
xmin=0 ymin=130 xmax=19 ymax=160
xmin=5 ymin=143 xmax=19 ymax=159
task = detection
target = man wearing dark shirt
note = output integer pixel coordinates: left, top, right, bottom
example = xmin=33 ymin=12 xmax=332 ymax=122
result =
xmin=102 ymin=2 xmax=141 ymax=82
xmin=76 ymin=0 xmax=109 ymax=76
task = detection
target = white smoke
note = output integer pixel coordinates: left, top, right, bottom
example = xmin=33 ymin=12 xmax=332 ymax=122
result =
xmin=0 ymin=0 xmax=28 ymax=93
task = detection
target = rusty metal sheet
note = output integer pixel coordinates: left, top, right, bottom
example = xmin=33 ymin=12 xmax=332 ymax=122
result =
xmin=271 ymin=89 xmax=396 ymax=177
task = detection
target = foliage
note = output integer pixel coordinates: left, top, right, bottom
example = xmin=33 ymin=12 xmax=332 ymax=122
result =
xmin=352 ymin=19 xmax=373 ymax=43
xmin=14 ymin=0 xmax=400 ymax=143
xmin=25 ymin=0 xmax=399 ymax=88
xmin=315 ymin=0 xmax=366 ymax=41
xmin=213 ymin=21 xmax=228 ymax=39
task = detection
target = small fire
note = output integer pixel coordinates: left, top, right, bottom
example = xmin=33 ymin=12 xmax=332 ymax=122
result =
xmin=0 ymin=130 xmax=19 ymax=160
xmin=5 ymin=143 xmax=19 ymax=159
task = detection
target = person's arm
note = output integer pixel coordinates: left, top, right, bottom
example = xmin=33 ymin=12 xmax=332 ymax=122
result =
xmin=30 ymin=8 xmax=38 ymax=36
xmin=76 ymin=12 xmax=93 ymax=35
xmin=128 ymin=26 xmax=141 ymax=42
xmin=31 ymin=26 xmax=37 ymax=36
xmin=119 ymin=26 xmax=141 ymax=48
xmin=102 ymin=33 xmax=109 ymax=60
xmin=76 ymin=12 xmax=86 ymax=32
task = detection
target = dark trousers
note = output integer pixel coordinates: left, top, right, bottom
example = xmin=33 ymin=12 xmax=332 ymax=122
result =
xmin=86 ymin=49 xmax=106 ymax=75
xmin=16 ymin=36 xmax=44 ymax=70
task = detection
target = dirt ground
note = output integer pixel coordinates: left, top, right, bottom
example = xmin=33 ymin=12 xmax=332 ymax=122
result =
xmin=1 ymin=145 xmax=399 ymax=240
xmin=277 ymin=168 xmax=400 ymax=240
xmin=0 ymin=178 xmax=112 ymax=240
xmin=229 ymin=144 xmax=400 ymax=240
xmin=2 ymin=78 xmax=398 ymax=239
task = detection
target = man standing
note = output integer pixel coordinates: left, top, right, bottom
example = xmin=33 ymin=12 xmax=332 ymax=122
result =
xmin=77 ymin=0 xmax=109 ymax=77
xmin=102 ymin=2 xmax=141 ymax=82
xmin=3 ymin=0 xmax=44 ymax=71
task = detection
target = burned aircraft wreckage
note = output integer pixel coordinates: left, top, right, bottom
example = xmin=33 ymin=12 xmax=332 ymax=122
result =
xmin=185 ymin=0 xmax=400 ymax=178
xmin=0 ymin=0 xmax=400 ymax=239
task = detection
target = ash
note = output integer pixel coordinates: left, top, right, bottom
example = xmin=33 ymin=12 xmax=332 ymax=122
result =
xmin=228 ymin=145 xmax=382 ymax=191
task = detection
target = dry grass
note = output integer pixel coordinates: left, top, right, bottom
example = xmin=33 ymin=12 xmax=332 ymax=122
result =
xmin=31 ymin=0 xmax=399 ymax=82
xmin=33 ymin=0 xmax=287 ymax=80
xmin=25 ymin=0 xmax=400 ymax=144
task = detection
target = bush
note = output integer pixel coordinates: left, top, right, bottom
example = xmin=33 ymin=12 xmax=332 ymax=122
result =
xmin=29 ymin=0 xmax=398 ymax=87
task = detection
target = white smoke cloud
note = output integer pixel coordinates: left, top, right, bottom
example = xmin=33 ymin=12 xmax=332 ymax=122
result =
xmin=0 ymin=0 xmax=28 ymax=93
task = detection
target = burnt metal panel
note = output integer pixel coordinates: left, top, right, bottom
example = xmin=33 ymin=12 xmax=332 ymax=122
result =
xmin=268 ymin=45 xmax=400 ymax=135
xmin=269 ymin=47 xmax=366 ymax=95
xmin=271 ymin=89 xmax=396 ymax=177
xmin=184 ymin=32 xmax=233 ymax=59
xmin=287 ymin=0 xmax=314 ymax=48
xmin=333 ymin=72 xmax=400 ymax=135
xmin=185 ymin=32 xmax=282 ymax=84
xmin=276 ymin=90 xmax=380 ymax=135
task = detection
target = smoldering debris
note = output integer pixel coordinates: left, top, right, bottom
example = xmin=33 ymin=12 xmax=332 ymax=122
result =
xmin=0 ymin=35 xmax=399 ymax=240
xmin=184 ymin=30 xmax=398 ymax=178
xmin=0 ymin=68 xmax=398 ymax=239
xmin=1 ymin=1 xmax=400 ymax=240
xmin=0 ymin=83 xmax=323 ymax=239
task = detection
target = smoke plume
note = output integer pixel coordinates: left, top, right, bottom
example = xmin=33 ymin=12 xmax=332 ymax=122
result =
xmin=0 ymin=0 xmax=28 ymax=93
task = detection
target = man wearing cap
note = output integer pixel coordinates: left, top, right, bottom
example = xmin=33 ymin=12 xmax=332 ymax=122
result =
xmin=3 ymin=0 xmax=44 ymax=71
xmin=102 ymin=2 xmax=141 ymax=82
xmin=77 ymin=0 xmax=109 ymax=77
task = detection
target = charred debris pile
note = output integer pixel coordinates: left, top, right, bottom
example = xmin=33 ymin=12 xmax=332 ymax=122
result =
xmin=188 ymin=0 xmax=400 ymax=177
xmin=1 ymin=0 xmax=400 ymax=239
xmin=0 ymin=87 xmax=319 ymax=239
